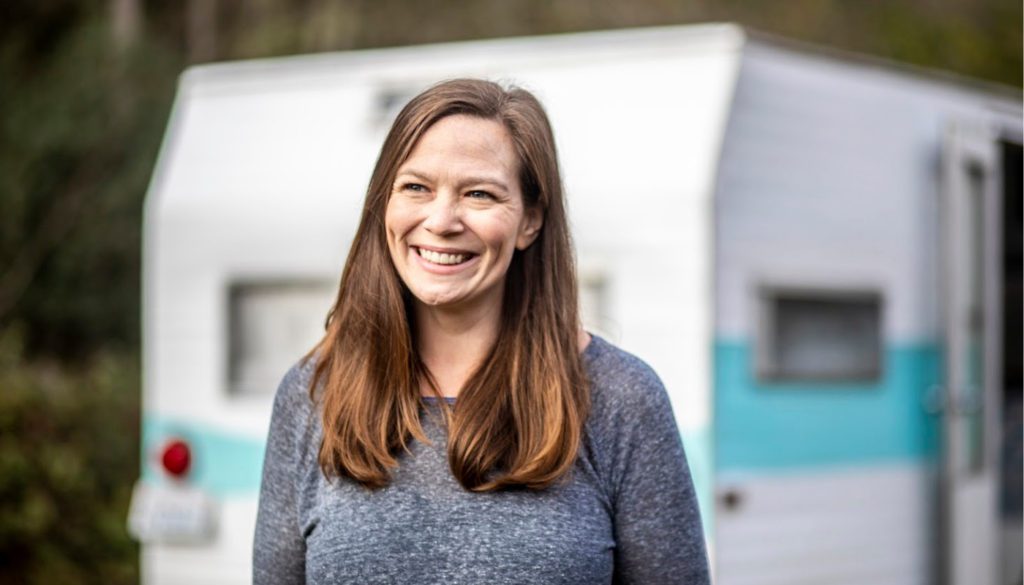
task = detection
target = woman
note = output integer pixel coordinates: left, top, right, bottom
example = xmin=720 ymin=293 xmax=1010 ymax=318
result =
xmin=254 ymin=79 xmax=710 ymax=584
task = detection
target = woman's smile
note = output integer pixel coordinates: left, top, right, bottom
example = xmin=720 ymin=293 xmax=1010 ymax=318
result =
xmin=411 ymin=245 xmax=480 ymax=273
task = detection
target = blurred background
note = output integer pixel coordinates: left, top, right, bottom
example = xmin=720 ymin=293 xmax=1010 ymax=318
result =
xmin=1 ymin=1 xmax=1021 ymax=584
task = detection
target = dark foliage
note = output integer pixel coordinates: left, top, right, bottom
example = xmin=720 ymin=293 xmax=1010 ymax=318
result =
xmin=0 ymin=328 xmax=139 ymax=585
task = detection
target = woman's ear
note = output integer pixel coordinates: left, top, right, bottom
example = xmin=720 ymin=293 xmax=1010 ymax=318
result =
xmin=516 ymin=206 xmax=544 ymax=250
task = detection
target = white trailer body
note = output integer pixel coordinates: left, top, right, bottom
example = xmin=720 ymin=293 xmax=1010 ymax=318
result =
xmin=713 ymin=39 xmax=1020 ymax=585
xmin=133 ymin=24 xmax=1022 ymax=585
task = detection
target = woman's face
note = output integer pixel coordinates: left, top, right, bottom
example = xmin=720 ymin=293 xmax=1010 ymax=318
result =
xmin=385 ymin=114 xmax=542 ymax=314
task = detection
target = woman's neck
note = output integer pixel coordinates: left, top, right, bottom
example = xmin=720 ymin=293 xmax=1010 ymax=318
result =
xmin=414 ymin=299 xmax=501 ymax=398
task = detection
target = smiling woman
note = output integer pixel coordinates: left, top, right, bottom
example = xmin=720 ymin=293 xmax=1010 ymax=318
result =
xmin=253 ymin=79 xmax=710 ymax=584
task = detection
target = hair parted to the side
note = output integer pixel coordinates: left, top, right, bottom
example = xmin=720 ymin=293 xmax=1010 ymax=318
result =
xmin=306 ymin=78 xmax=589 ymax=492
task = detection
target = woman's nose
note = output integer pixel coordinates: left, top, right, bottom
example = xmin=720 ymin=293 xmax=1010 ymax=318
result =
xmin=422 ymin=193 xmax=463 ymax=235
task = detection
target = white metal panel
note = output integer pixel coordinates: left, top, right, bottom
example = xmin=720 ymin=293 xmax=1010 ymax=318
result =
xmin=714 ymin=41 xmax=1020 ymax=344
xmin=142 ymin=498 xmax=258 ymax=585
xmin=716 ymin=464 xmax=935 ymax=585
xmin=711 ymin=36 xmax=1021 ymax=585
xmin=709 ymin=40 xmax=1018 ymax=585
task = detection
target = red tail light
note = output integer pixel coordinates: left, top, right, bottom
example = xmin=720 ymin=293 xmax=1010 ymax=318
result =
xmin=161 ymin=439 xmax=191 ymax=478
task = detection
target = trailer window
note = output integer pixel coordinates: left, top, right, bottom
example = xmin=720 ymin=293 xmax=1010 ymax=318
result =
xmin=228 ymin=281 xmax=336 ymax=396
xmin=757 ymin=288 xmax=882 ymax=383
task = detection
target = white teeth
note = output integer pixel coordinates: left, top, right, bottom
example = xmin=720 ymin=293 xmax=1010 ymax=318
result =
xmin=417 ymin=248 xmax=468 ymax=265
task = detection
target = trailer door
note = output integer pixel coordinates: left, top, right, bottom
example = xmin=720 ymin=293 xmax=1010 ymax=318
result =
xmin=939 ymin=120 xmax=1002 ymax=585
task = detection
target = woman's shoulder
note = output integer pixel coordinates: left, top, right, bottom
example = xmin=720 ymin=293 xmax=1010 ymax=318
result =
xmin=581 ymin=334 xmax=674 ymax=430
xmin=263 ymin=356 xmax=322 ymax=471
xmin=579 ymin=334 xmax=687 ymax=501
xmin=269 ymin=355 xmax=319 ymax=423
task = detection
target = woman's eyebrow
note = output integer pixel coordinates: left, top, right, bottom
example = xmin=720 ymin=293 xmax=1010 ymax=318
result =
xmin=396 ymin=168 xmax=509 ymax=192
xmin=459 ymin=176 xmax=509 ymax=192
xmin=394 ymin=169 xmax=435 ymax=183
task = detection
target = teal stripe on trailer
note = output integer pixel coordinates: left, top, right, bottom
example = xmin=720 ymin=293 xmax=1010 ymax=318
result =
xmin=714 ymin=341 xmax=941 ymax=472
xmin=142 ymin=416 xmax=266 ymax=496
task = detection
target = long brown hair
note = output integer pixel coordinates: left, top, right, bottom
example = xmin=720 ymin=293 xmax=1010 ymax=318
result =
xmin=308 ymin=78 xmax=588 ymax=492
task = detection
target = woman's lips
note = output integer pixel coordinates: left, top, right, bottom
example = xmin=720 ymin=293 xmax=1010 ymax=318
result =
xmin=411 ymin=246 xmax=479 ymax=274
xmin=416 ymin=247 xmax=471 ymax=265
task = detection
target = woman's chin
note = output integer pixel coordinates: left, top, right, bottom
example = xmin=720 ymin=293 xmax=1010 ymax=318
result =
xmin=411 ymin=289 xmax=466 ymax=309
xmin=406 ymin=278 xmax=504 ymax=314
xmin=410 ymin=287 xmax=499 ymax=313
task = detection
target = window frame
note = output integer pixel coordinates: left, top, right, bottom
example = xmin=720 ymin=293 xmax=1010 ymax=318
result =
xmin=755 ymin=285 xmax=885 ymax=384
xmin=225 ymin=277 xmax=337 ymax=398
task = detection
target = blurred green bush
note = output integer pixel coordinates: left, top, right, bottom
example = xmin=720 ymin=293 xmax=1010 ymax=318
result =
xmin=0 ymin=327 xmax=139 ymax=585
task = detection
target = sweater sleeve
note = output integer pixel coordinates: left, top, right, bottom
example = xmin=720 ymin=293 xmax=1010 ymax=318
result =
xmin=253 ymin=363 xmax=313 ymax=585
xmin=608 ymin=367 xmax=711 ymax=585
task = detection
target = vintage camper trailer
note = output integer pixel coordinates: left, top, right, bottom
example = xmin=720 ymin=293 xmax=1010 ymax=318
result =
xmin=128 ymin=23 xmax=1022 ymax=585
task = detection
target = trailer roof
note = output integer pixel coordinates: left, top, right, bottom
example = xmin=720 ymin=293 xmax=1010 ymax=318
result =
xmin=179 ymin=23 xmax=744 ymax=98
xmin=744 ymin=28 xmax=1021 ymax=111
xmin=177 ymin=22 xmax=1019 ymax=115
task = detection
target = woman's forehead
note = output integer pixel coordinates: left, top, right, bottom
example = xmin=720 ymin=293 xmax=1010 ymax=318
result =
xmin=396 ymin=115 xmax=519 ymax=183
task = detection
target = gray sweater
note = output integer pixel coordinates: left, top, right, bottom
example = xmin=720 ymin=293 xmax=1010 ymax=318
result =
xmin=254 ymin=334 xmax=710 ymax=584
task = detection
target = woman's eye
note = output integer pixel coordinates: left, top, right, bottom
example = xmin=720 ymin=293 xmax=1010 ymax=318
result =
xmin=402 ymin=183 xmax=428 ymax=193
xmin=466 ymin=190 xmax=494 ymax=200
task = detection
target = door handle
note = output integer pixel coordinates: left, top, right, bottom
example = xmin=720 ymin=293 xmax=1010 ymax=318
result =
xmin=922 ymin=384 xmax=982 ymax=416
